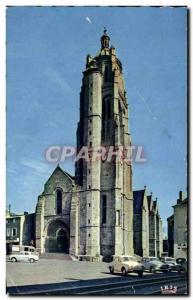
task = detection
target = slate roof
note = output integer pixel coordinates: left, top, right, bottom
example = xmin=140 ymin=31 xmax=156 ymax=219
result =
xmin=153 ymin=200 xmax=157 ymax=210
xmin=55 ymin=165 xmax=75 ymax=181
xmin=133 ymin=190 xmax=145 ymax=214
xmin=147 ymin=195 xmax=153 ymax=210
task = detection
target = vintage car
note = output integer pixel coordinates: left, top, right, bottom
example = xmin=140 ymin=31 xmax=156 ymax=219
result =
xmin=109 ymin=255 xmax=144 ymax=277
xmin=141 ymin=257 xmax=169 ymax=273
xmin=176 ymin=258 xmax=187 ymax=273
xmin=161 ymin=257 xmax=183 ymax=272
xmin=9 ymin=251 xmax=39 ymax=263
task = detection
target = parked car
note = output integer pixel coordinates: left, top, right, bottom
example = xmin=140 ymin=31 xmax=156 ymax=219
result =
xmin=141 ymin=257 xmax=169 ymax=273
xmin=109 ymin=255 xmax=144 ymax=277
xmin=9 ymin=251 xmax=39 ymax=263
xmin=161 ymin=257 xmax=183 ymax=272
xmin=11 ymin=245 xmax=39 ymax=256
xmin=176 ymin=258 xmax=187 ymax=273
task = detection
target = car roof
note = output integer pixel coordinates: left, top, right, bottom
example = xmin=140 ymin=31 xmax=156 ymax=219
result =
xmin=114 ymin=255 xmax=134 ymax=258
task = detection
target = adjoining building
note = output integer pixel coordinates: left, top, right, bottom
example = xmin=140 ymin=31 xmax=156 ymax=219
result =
xmin=35 ymin=29 xmax=134 ymax=259
xmin=173 ymin=192 xmax=187 ymax=259
xmin=6 ymin=209 xmax=35 ymax=254
xmin=167 ymin=191 xmax=187 ymax=259
xmin=168 ymin=191 xmax=188 ymax=258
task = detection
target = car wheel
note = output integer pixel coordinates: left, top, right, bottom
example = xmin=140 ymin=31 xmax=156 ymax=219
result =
xmin=29 ymin=258 xmax=35 ymax=263
xmin=11 ymin=257 xmax=17 ymax=262
xmin=150 ymin=266 xmax=156 ymax=273
xmin=109 ymin=266 xmax=114 ymax=274
xmin=138 ymin=271 xmax=143 ymax=277
xmin=121 ymin=267 xmax=127 ymax=276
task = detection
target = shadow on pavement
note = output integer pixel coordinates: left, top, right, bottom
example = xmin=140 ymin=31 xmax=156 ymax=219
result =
xmin=6 ymin=272 xmax=184 ymax=295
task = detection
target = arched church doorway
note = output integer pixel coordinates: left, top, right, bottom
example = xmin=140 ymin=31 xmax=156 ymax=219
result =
xmin=57 ymin=228 xmax=68 ymax=253
xmin=45 ymin=220 xmax=69 ymax=253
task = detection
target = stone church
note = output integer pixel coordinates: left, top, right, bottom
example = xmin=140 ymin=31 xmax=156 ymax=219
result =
xmin=35 ymin=29 xmax=134 ymax=259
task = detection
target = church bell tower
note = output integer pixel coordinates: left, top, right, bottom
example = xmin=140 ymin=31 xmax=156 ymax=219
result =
xmin=76 ymin=29 xmax=133 ymax=257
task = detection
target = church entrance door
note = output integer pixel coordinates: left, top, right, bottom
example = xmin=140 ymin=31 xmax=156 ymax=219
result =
xmin=45 ymin=220 xmax=69 ymax=253
xmin=56 ymin=229 xmax=68 ymax=253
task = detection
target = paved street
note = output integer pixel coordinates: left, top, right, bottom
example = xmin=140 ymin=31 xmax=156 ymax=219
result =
xmin=6 ymin=259 xmax=187 ymax=295
xmin=7 ymin=258 xmax=153 ymax=287
xmin=7 ymin=259 xmax=112 ymax=287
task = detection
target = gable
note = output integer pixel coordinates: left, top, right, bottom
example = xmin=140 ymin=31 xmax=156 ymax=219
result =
xmin=147 ymin=195 xmax=153 ymax=211
xmin=153 ymin=200 xmax=158 ymax=214
xmin=143 ymin=194 xmax=148 ymax=211
xmin=43 ymin=166 xmax=74 ymax=194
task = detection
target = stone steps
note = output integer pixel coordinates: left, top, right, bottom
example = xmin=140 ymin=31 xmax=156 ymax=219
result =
xmin=40 ymin=253 xmax=72 ymax=260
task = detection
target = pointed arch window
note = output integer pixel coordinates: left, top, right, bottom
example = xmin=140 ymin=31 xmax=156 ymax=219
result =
xmin=107 ymin=99 xmax=111 ymax=119
xmin=56 ymin=189 xmax=62 ymax=214
xmin=116 ymin=210 xmax=121 ymax=226
xmin=102 ymin=195 xmax=107 ymax=224
xmin=102 ymin=99 xmax=106 ymax=119
xmin=102 ymin=97 xmax=111 ymax=120
xmin=104 ymin=66 xmax=109 ymax=82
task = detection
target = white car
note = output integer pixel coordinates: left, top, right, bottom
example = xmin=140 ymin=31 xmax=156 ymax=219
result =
xmin=141 ymin=257 xmax=169 ymax=273
xmin=9 ymin=251 xmax=39 ymax=263
xmin=109 ymin=255 xmax=144 ymax=277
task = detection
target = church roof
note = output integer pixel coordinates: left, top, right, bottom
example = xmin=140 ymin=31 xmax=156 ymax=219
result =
xmin=133 ymin=189 xmax=145 ymax=214
xmin=153 ymin=200 xmax=159 ymax=215
xmin=153 ymin=200 xmax=157 ymax=209
xmin=147 ymin=195 xmax=152 ymax=210
xmin=55 ymin=165 xmax=75 ymax=180
xmin=147 ymin=194 xmax=158 ymax=213
xmin=44 ymin=164 xmax=75 ymax=188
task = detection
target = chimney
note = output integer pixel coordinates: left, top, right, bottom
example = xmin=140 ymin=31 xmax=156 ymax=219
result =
xmin=177 ymin=191 xmax=183 ymax=204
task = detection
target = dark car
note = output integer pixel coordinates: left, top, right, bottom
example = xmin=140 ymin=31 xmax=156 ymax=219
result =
xmin=176 ymin=258 xmax=187 ymax=273
xmin=161 ymin=257 xmax=183 ymax=273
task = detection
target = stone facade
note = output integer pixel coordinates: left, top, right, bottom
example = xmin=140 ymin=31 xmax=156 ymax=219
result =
xmin=35 ymin=30 xmax=134 ymax=258
xmin=35 ymin=166 xmax=79 ymax=254
xmin=133 ymin=187 xmax=149 ymax=257
xmin=76 ymin=29 xmax=133 ymax=258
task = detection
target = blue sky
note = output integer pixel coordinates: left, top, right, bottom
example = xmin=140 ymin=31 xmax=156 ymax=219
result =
xmin=6 ymin=6 xmax=187 ymax=232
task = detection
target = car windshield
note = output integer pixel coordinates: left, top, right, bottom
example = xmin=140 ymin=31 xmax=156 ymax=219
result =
xmin=122 ymin=257 xmax=136 ymax=262
xmin=166 ymin=258 xmax=175 ymax=262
